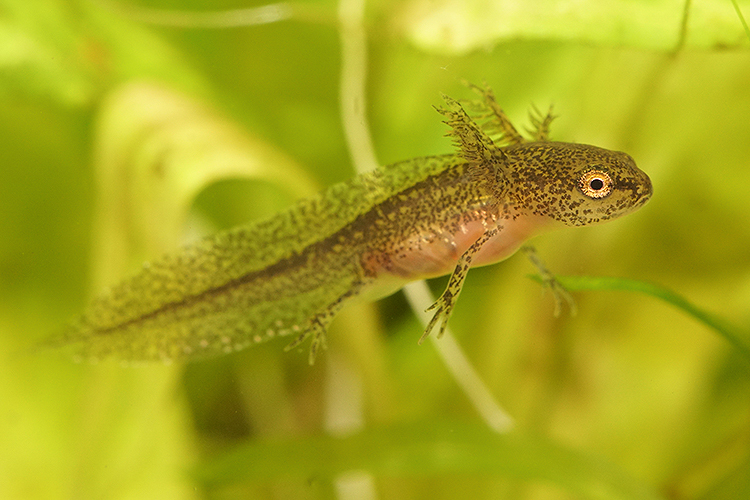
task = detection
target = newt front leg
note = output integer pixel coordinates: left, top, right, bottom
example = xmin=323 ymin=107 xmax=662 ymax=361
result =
xmin=521 ymin=246 xmax=577 ymax=317
xmin=419 ymin=226 xmax=500 ymax=344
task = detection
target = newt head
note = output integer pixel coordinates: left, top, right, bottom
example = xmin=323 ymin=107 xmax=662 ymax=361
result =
xmin=503 ymin=141 xmax=652 ymax=227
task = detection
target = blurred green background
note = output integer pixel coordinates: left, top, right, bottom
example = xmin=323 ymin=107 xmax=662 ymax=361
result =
xmin=1 ymin=0 xmax=749 ymax=499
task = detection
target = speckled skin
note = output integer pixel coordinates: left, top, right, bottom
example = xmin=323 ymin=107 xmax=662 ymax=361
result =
xmin=56 ymin=85 xmax=652 ymax=364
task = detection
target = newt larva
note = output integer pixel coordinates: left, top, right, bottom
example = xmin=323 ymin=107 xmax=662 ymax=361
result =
xmin=52 ymin=84 xmax=652 ymax=364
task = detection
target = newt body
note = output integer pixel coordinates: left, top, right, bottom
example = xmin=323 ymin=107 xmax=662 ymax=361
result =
xmin=56 ymin=86 xmax=652 ymax=363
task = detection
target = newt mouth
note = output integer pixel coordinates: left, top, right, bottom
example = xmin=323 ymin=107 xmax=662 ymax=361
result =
xmin=635 ymin=172 xmax=653 ymax=207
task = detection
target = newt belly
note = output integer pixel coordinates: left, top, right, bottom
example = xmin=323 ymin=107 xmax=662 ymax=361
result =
xmin=50 ymin=84 xmax=652 ymax=364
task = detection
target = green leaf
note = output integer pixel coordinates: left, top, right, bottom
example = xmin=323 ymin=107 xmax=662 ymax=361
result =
xmin=0 ymin=0 xmax=208 ymax=108
xmin=0 ymin=1 xmax=94 ymax=106
xmin=534 ymin=275 xmax=750 ymax=363
xmin=90 ymin=82 xmax=319 ymax=281
xmin=195 ymin=420 xmax=665 ymax=500
xmin=401 ymin=0 xmax=750 ymax=53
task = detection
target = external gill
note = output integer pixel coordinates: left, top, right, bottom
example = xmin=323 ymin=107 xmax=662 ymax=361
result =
xmin=461 ymin=82 xmax=555 ymax=146
xmin=526 ymin=104 xmax=556 ymax=142
xmin=462 ymin=81 xmax=526 ymax=146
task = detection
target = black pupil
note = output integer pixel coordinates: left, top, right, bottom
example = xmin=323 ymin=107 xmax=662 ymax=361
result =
xmin=590 ymin=178 xmax=604 ymax=190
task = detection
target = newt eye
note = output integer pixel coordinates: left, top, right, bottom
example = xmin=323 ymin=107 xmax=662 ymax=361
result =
xmin=578 ymin=169 xmax=613 ymax=199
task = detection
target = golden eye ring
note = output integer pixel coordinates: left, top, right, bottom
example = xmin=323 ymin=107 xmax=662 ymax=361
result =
xmin=578 ymin=169 xmax=613 ymax=199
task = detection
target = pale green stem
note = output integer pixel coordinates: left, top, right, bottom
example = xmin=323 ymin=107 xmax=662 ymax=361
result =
xmin=333 ymin=1 xmax=378 ymax=499
xmin=336 ymin=0 xmax=513 ymax=435
xmin=92 ymin=0 xmax=294 ymax=28
xmin=731 ymin=0 xmax=750 ymax=43
xmin=403 ymin=282 xmax=514 ymax=433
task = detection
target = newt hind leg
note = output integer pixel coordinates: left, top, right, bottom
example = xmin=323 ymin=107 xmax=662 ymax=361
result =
xmin=283 ymin=313 xmax=329 ymax=365
xmin=284 ymin=282 xmax=364 ymax=365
